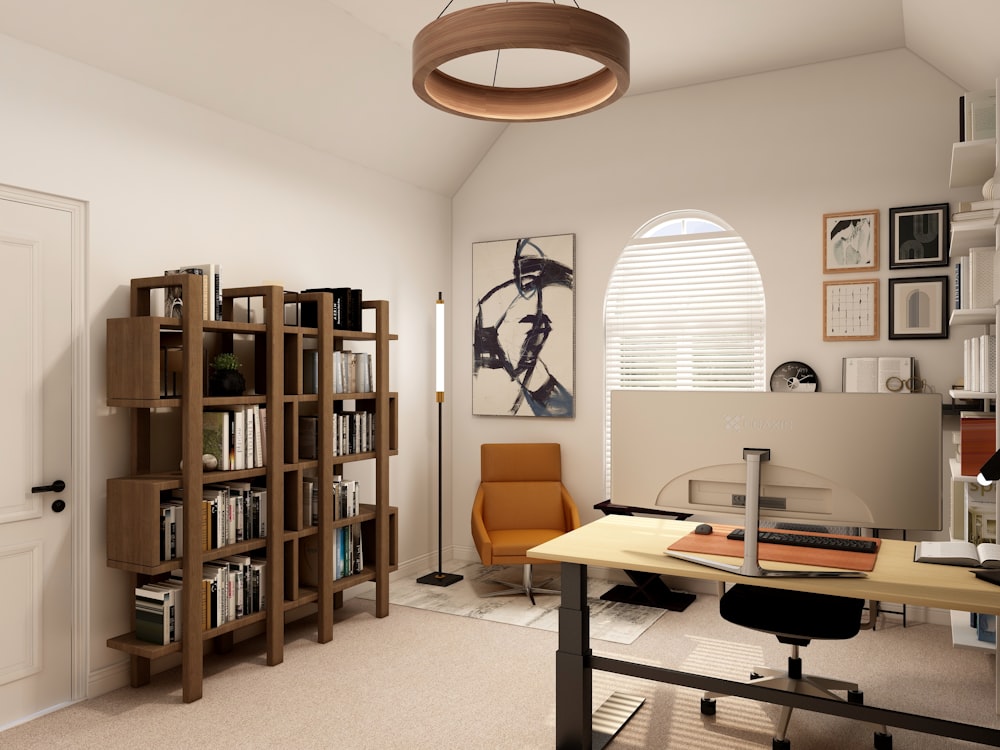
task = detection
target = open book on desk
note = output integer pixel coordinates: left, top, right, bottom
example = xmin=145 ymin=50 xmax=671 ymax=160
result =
xmin=913 ymin=540 xmax=1000 ymax=568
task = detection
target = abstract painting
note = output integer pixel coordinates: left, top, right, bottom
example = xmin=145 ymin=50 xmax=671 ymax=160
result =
xmin=473 ymin=234 xmax=575 ymax=417
xmin=823 ymin=209 xmax=879 ymax=273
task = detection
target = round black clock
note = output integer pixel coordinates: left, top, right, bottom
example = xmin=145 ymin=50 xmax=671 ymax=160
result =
xmin=770 ymin=361 xmax=819 ymax=392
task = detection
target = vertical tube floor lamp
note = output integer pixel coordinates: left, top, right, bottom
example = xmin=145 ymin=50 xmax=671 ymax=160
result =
xmin=417 ymin=292 xmax=463 ymax=586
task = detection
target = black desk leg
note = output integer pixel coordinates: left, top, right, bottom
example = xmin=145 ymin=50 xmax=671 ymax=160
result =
xmin=556 ymin=562 xmax=645 ymax=750
xmin=556 ymin=562 xmax=592 ymax=749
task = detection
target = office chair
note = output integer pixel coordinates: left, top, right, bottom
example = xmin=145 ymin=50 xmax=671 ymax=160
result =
xmin=701 ymin=584 xmax=892 ymax=750
xmin=471 ymin=443 xmax=581 ymax=605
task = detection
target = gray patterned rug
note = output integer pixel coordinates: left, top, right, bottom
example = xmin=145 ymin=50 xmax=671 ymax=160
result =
xmin=362 ymin=562 xmax=666 ymax=644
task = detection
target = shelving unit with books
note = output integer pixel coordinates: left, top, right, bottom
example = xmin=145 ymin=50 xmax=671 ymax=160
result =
xmin=104 ymin=275 xmax=398 ymax=702
xmin=948 ymin=79 xmax=1000 ymax=658
xmin=281 ymin=291 xmax=398 ymax=644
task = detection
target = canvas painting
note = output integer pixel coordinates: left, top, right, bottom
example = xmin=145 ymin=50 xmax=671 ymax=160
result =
xmin=473 ymin=234 xmax=575 ymax=417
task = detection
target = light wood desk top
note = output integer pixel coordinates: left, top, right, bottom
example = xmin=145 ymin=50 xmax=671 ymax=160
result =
xmin=530 ymin=515 xmax=1000 ymax=616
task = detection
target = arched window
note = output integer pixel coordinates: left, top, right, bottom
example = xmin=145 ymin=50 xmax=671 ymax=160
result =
xmin=604 ymin=210 xmax=766 ymax=495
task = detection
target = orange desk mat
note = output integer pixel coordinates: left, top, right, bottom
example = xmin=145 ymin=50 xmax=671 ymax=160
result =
xmin=667 ymin=524 xmax=881 ymax=572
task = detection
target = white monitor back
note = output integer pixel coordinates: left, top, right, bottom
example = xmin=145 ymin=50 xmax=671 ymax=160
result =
xmin=610 ymin=390 xmax=943 ymax=531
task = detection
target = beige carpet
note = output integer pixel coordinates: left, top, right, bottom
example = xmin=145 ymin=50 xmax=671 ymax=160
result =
xmin=2 ymin=586 xmax=998 ymax=749
xmin=357 ymin=562 xmax=668 ymax=644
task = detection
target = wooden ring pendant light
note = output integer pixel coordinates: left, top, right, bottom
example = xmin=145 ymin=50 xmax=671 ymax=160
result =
xmin=412 ymin=2 xmax=630 ymax=122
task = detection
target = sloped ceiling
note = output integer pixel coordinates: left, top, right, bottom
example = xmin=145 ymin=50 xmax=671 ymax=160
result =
xmin=0 ymin=0 xmax=996 ymax=196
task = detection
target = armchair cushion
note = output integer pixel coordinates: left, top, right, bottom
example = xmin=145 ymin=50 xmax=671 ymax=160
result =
xmin=481 ymin=481 xmax=565 ymax=530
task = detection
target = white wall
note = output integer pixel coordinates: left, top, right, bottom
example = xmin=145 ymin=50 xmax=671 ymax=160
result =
xmin=0 ymin=34 xmax=451 ymax=687
xmin=450 ymin=50 xmax=978 ymax=555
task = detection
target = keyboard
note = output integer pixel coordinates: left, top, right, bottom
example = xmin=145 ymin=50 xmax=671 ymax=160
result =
xmin=726 ymin=528 xmax=878 ymax=554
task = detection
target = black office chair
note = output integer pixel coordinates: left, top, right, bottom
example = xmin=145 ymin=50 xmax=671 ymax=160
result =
xmin=700 ymin=584 xmax=892 ymax=750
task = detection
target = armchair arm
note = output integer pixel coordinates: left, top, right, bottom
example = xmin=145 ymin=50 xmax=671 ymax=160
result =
xmin=560 ymin=486 xmax=581 ymax=530
xmin=471 ymin=485 xmax=493 ymax=562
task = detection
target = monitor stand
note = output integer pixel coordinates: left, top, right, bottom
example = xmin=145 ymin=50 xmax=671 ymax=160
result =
xmin=665 ymin=448 xmax=866 ymax=578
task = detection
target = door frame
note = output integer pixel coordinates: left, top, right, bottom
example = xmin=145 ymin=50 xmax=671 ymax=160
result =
xmin=0 ymin=183 xmax=89 ymax=713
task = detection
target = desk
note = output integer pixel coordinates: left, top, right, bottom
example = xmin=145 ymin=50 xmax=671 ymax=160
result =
xmin=530 ymin=515 xmax=1000 ymax=749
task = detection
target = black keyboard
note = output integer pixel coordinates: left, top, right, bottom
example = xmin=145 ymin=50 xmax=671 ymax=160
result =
xmin=726 ymin=528 xmax=878 ymax=554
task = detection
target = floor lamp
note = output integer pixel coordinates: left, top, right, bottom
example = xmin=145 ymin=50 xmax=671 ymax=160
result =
xmin=417 ymin=292 xmax=463 ymax=586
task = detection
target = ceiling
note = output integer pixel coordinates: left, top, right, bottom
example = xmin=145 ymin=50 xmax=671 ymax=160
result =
xmin=0 ymin=0 xmax=997 ymax=196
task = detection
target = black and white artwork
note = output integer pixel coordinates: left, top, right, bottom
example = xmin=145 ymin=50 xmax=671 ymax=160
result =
xmin=823 ymin=209 xmax=879 ymax=273
xmin=888 ymin=203 xmax=949 ymax=269
xmin=473 ymin=234 xmax=575 ymax=417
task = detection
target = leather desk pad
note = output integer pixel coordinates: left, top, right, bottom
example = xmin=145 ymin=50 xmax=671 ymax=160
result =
xmin=667 ymin=524 xmax=880 ymax=572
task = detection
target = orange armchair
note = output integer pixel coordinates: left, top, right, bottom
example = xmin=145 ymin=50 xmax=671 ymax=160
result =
xmin=471 ymin=443 xmax=581 ymax=604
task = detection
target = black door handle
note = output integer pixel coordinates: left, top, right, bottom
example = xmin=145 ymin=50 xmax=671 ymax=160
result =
xmin=31 ymin=480 xmax=66 ymax=494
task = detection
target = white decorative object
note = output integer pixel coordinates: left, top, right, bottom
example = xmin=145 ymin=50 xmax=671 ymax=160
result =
xmin=983 ymin=176 xmax=1000 ymax=201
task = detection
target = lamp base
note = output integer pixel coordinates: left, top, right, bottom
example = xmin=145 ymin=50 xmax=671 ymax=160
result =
xmin=416 ymin=571 xmax=464 ymax=587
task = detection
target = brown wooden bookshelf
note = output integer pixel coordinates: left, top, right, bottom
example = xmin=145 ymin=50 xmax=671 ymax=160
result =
xmin=105 ymin=275 xmax=397 ymax=702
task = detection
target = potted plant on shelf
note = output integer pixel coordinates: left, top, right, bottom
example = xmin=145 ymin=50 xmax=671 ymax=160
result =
xmin=208 ymin=352 xmax=245 ymax=397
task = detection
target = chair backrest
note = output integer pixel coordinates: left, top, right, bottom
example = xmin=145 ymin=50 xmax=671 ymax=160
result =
xmin=481 ymin=443 xmax=562 ymax=483
xmin=479 ymin=443 xmax=569 ymax=531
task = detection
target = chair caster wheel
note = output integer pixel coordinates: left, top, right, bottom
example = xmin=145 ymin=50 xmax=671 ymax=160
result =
xmin=700 ymin=697 xmax=716 ymax=715
xmin=848 ymin=689 xmax=864 ymax=704
xmin=772 ymin=738 xmax=790 ymax=750
xmin=874 ymin=731 xmax=893 ymax=749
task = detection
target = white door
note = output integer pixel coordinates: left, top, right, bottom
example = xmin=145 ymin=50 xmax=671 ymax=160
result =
xmin=0 ymin=187 xmax=84 ymax=728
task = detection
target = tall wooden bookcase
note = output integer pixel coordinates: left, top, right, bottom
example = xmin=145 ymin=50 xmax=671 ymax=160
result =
xmin=105 ymin=274 xmax=397 ymax=702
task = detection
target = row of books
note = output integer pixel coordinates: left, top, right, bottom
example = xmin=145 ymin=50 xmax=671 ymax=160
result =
xmin=301 ymin=349 xmax=373 ymax=394
xmin=202 ymin=406 xmax=267 ymax=471
xmin=302 ymin=476 xmax=362 ymax=527
xmin=962 ymin=334 xmax=997 ymax=394
xmin=164 ymin=264 xmax=222 ymax=321
xmin=201 ymin=555 xmax=267 ymax=628
xmin=298 ymin=410 xmax=375 ymax=459
xmin=198 ymin=483 xmax=268 ymax=553
xmin=954 ymin=246 xmax=995 ymax=311
xmin=300 ymin=287 xmax=363 ymax=331
xmin=136 ymin=553 xmax=270 ymax=643
xmin=334 ymin=524 xmax=364 ymax=580
xmin=158 ymin=484 xmax=267 ymax=562
xmin=299 ymin=525 xmax=364 ymax=585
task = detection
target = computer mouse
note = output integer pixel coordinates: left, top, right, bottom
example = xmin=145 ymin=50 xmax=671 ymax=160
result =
xmin=694 ymin=523 xmax=713 ymax=535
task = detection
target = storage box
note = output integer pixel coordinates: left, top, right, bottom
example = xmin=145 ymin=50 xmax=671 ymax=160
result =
xmin=960 ymin=413 xmax=997 ymax=477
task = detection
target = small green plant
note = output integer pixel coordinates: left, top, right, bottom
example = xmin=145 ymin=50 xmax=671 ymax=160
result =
xmin=211 ymin=352 xmax=242 ymax=371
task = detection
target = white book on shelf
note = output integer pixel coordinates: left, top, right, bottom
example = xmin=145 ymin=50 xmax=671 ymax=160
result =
xmin=969 ymin=247 xmax=995 ymax=309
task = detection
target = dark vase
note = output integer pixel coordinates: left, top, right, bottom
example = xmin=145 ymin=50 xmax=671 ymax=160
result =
xmin=208 ymin=369 xmax=245 ymax=397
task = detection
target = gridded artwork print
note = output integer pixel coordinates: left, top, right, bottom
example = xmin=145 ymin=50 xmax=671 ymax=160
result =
xmin=823 ymin=280 xmax=879 ymax=341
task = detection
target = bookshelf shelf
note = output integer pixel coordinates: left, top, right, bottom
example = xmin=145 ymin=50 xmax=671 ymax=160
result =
xmin=950 ymin=137 xmax=997 ymax=188
xmin=950 ymin=217 xmax=997 ymax=257
xmin=105 ymin=275 xmax=397 ymax=702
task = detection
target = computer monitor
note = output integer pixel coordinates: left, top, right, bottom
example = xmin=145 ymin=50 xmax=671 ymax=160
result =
xmin=610 ymin=390 xmax=943 ymax=532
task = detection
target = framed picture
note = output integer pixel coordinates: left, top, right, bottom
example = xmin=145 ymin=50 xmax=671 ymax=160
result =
xmin=823 ymin=279 xmax=879 ymax=341
xmin=823 ymin=209 xmax=879 ymax=273
xmin=888 ymin=203 xmax=949 ymax=269
xmin=888 ymin=276 xmax=949 ymax=340
xmin=472 ymin=233 xmax=575 ymax=417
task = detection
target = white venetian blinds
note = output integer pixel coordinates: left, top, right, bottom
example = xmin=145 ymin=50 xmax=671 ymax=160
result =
xmin=603 ymin=212 xmax=766 ymax=494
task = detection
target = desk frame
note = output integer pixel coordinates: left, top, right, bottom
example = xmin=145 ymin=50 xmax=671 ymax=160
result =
xmin=536 ymin=517 xmax=1000 ymax=749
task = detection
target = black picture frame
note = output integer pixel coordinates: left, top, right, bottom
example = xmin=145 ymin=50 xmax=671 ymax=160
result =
xmin=888 ymin=276 xmax=950 ymax=340
xmin=888 ymin=203 xmax=950 ymax=269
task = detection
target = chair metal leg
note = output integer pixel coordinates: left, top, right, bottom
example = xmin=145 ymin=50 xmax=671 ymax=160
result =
xmin=700 ymin=647 xmax=889 ymax=749
xmin=480 ymin=564 xmax=560 ymax=605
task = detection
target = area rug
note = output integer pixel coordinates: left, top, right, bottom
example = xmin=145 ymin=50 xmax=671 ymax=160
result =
xmin=360 ymin=563 xmax=666 ymax=644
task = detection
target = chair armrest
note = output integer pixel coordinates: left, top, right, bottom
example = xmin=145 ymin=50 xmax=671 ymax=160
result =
xmin=561 ymin=486 xmax=582 ymax=530
xmin=471 ymin=485 xmax=492 ymax=561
